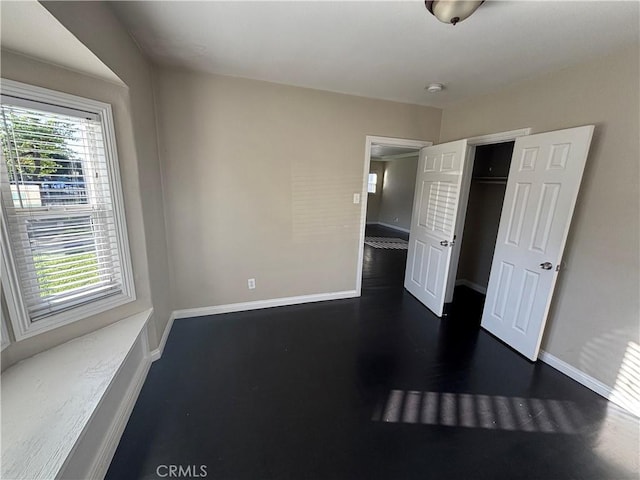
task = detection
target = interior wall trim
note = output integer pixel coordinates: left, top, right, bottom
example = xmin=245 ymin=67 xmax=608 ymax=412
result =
xmin=538 ymin=350 xmax=619 ymax=406
xmin=172 ymin=290 xmax=359 ymax=320
xmin=150 ymin=313 xmax=175 ymax=362
xmin=358 ymin=136 xmax=433 ymax=296
xmin=455 ymin=279 xmax=487 ymax=295
xmin=465 ymin=128 xmax=532 ymax=146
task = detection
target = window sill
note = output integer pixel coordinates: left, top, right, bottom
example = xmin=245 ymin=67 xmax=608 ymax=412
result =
xmin=10 ymin=291 xmax=136 ymax=341
xmin=0 ymin=308 xmax=152 ymax=480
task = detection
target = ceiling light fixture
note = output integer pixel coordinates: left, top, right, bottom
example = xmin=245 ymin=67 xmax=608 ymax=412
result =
xmin=426 ymin=83 xmax=444 ymax=93
xmin=425 ymin=1 xmax=484 ymax=26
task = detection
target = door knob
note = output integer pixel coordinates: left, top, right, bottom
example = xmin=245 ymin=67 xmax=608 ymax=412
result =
xmin=440 ymin=240 xmax=449 ymax=247
xmin=539 ymin=262 xmax=553 ymax=270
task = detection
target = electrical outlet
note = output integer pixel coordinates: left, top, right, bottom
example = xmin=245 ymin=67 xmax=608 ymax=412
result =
xmin=353 ymin=193 xmax=360 ymax=204
xmin=248 ymin=278 xmax=256 ymax=290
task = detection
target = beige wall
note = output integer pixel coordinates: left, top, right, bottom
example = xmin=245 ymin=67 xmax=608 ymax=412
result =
xmin=366 ymin=161 xmax=385 ymax=223
xmin=0 ymin=50 xmax=153 ymax=367
xmin=378 ymin=156 xmax=419 ymax=231
xmin=441 ymin=46 xmax=640 ymax=389
xmin=5 ymin=2 xmax=633 ymax=398
xmin=457 ymin=182 xmax=506 ymax=289
xmin=2 ymin=1 xmax=172 ymax=368
xmin=154 ymin=67 xmax=441 ymax=309
xmin=42 ymin=2 xmax=172 ymax=350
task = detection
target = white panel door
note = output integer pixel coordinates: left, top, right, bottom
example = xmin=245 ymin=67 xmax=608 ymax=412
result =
xmin=481 ymin=126 xmax=594 ymax=360
xmin=404 ymin=140 xmax=468 ymax=316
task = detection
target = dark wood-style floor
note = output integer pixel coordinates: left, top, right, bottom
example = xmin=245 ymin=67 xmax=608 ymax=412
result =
xmin=107 ymin=225 xmax=639 ymax=479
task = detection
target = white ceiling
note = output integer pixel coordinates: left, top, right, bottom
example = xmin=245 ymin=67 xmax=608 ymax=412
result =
xmin=110 ymin=1 xmax=639 ymax=107
xmin=370 ymin=144 xmax=419 ymax=158
xmin=1 ymin=1 xmax=122 ymax=85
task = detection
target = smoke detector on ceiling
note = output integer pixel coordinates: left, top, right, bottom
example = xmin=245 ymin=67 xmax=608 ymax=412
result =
xmin=426 ymin=83 xmax=444 ymax=93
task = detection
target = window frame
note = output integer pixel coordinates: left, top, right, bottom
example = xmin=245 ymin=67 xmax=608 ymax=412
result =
xmin=367 ymin=173 xmax=377 ymax=193
xmin=1 ymin=296 xmax=12 ymax=351
xmin=0 ymin=79 xmax=136 ymax=341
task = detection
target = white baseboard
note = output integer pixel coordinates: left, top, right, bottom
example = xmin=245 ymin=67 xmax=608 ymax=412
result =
xmin=455 ymin=279 xmax=487 ymax=295
xmin=173 ymin=290 xmax=358 ymax=320
xmin=150 ymin=313 xmax=175 ymax=362
xmin=454 ymin=282 xmax=629 ymax=413
xmin=376 ymin=222 xmax=411 ymax=234
xmin=538 ymin=350 xmax=614 ymax=402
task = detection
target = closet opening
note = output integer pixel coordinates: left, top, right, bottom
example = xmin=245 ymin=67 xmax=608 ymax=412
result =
xmin=449 ymin=141 xmax=515 ymax=325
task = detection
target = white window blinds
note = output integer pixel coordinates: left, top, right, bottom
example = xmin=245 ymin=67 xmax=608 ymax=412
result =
xmin=1 ymin=98 xmax=127 ymax=322
xmin=422 ymin=180 xmax=458 ymax=237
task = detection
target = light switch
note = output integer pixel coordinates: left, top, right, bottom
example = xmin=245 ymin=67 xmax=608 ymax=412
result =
xmin=353 ymin=193 xmax=360 ymax=204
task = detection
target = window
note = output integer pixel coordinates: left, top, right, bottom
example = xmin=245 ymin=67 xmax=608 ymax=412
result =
xmin=368 ymin=173 xmax=377 ymax=193
xmin=0 ymin=80 xmax=134 ymax=340
xmin=1 ymin=310 xmax=9 ymax=351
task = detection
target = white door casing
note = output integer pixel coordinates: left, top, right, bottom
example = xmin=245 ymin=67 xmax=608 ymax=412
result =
xmin=404 ymin=140 xmax=468 ymax=316
xmin=481 ymin=125 xmax=594 ymax=361
xmin=357 ymin=136 xmax=432 ymax=295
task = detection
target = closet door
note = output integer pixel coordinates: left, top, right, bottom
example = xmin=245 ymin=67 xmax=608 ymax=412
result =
xmin=404 ymin=140 xmax=468 ymax=316
xmin=481 ymin=126 xmax=594 ymax=360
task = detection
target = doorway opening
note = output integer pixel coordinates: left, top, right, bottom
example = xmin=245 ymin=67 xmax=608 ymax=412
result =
xmin=448 ymin=141 xmax=515 ymax=325
xmin=364 ymin=145 xmax=420 ymax=290
xmin=357 ymin=136 xmax=430 ymax=294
